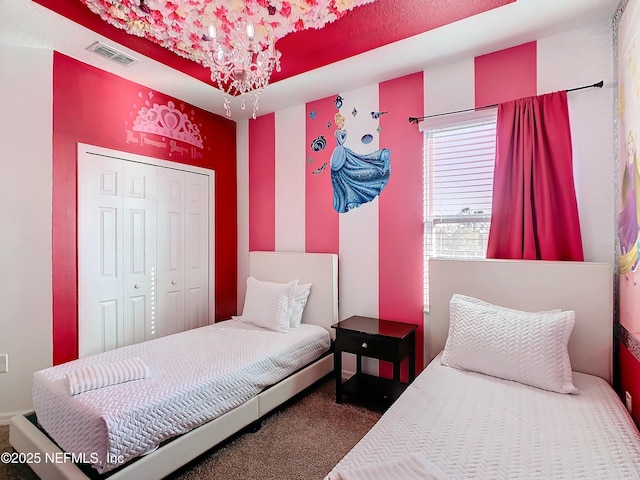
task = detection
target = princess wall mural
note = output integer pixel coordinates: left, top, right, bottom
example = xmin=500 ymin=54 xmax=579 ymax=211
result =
xmin=618 ymin=0 xmax=640 ymax=339
xmin=308 ymin=94 xmax=392 ymax=213
xmin=329 ymin=112 xmax=391 ymax=213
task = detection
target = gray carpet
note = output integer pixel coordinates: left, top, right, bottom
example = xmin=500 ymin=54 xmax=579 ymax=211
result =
xmin=0 ymin=377 xmax=382 ymax=480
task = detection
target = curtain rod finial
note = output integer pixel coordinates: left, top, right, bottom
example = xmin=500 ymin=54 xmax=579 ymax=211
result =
xmin=595 ymin=80 xmax=604 ymax=88
xmin=408 ymin=117 xmax=419 ymax=124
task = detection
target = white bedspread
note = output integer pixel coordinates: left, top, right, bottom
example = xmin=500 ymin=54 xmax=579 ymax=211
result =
xmin=327 ymin=355 xmax=640 ymax=480
xmin=33 ymin=320 xmax=330 ymax=473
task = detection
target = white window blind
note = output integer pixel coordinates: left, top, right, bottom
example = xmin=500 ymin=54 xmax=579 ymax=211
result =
xmin=423 ymin=108 xmax=497 ymax=309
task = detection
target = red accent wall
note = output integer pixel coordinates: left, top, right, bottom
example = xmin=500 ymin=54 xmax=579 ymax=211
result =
xmin=378 ymin=72 xmax=425 ymax=380
xmin=52 ymin=53 xmax=237 ymax=365
xmin=474 ymin=41 xmax=537 ymax=107
xmin=305 ymin=96 xmax=340 ymax=254
xmin=248 ymin=114 xmax=276 ymax=252
xmin=617 ymin=340 xmax=640 ymax=426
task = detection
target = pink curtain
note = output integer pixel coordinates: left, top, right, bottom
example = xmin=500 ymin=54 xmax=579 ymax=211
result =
xmin=486 ymin=91 xmax=584 ymax=260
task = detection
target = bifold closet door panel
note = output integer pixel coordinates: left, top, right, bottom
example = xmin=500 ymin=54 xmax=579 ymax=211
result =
xmin=78 ymin=155 xmax=125 ymax=357
xmin=156 ymin=167 xmax=186 ymax=338
xmin=184 ymin=172 xmax=211 ymax=331
xmin=123 ymin=161 xmax=157 ymax=346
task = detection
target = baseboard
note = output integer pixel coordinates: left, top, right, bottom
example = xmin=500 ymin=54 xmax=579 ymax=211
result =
xmin=0 ymin=410 xmax=31 ymax=426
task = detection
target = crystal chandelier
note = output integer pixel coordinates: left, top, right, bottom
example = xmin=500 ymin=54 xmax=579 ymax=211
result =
xmin=203 ymin=4 xmax=281 ymax=119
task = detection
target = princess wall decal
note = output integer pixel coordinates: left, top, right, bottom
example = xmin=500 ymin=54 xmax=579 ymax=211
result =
xmin=329 ymin=112 xmax=391 ymax=213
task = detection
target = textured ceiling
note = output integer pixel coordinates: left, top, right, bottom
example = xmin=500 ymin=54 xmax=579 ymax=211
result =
xmin=271 ymin=0 xmax=513 ymax=82
xmin=32 ymin=0 xmax=513 ymax=85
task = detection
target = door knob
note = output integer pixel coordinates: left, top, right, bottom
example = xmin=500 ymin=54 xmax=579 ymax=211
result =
xmin=171 ymin=280 xmax=177 ymax=285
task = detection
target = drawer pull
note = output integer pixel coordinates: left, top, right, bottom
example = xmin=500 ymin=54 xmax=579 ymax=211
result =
xmin=362 ymin=342 xmax=368 ymax=349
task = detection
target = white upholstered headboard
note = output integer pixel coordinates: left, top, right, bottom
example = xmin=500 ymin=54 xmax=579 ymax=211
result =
xmin=429 ymin=259 xmax=613 ymax=383
xmin=248 ymin=251 xmax=339 ymax=336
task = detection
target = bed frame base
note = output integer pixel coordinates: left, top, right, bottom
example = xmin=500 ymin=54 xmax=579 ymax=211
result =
xmin=10 ymin=353 xmax=333 ymax=480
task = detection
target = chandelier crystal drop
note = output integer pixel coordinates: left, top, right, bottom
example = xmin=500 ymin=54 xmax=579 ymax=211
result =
xmin=203 ymin=11 xmax=281 ymax=119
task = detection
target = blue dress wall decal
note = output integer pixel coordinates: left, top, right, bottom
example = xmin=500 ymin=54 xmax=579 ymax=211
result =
xmin=329 ymin=113 xmax=391 ymax=213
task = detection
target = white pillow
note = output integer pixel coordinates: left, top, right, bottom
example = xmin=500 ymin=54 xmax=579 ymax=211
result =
xmin=441 ymin=296 xmax=577 ymax=394
xmin=238 ymin=277 xmax=298 ymax=333
xmin=290 ymin=283 xmax=312 ymax=328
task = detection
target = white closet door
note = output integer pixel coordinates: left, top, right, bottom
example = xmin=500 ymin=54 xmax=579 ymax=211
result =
xmin=123 ymin=161 xmax=157 ymax=345
xmin=156 ymin=167 xmax=186 ymax=337
xmin=184 ymin=172 xmax=210 ymax=330
xmin=78 ymin=145 xmax=212 ymax=355
xmin=78 ymin=155 xmax=125 ymax=357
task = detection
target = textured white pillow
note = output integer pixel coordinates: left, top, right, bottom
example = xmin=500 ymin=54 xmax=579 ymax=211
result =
xmin=441 ymin=296 xmax=577 ymax=394
xmin=238 ymin=277 xmax=298 ymax=332
xmin=290 ymin=283 xmax=312 ymax=328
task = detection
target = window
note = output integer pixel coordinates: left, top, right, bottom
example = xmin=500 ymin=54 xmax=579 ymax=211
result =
xmin=422 ymin=109 xmax=497 ymax=309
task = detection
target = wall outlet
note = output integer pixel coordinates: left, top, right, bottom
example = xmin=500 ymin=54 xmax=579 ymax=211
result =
xmin=626 ymin=391 xmax=633 ymax=414
xmin=0 ymin=354 xmax=7 ymax=373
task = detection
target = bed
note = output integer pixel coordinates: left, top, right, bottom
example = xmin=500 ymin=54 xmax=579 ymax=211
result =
xmin=10 ymin=251 xmax=338 ymax=480
xmin=326 ymin=258 xmax=640 ymax=480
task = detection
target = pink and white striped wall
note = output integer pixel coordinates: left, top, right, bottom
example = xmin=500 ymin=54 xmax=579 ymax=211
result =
xmin=238 ymin=20 xmax=614 ymax=376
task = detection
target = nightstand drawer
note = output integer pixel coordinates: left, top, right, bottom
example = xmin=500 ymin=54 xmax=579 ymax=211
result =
xmin=336 ymin=332 xmax=389 ymax=359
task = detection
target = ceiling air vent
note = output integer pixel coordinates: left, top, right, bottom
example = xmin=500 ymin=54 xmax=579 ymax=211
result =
xmin=86 ymin=41 xmax=139 ymax=67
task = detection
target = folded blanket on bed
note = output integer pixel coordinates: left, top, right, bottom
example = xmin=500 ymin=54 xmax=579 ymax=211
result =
xmin=67 ymin=357 xmax=150 ymax=395
xmin=334 ymin=453 xmax=448 ymax=480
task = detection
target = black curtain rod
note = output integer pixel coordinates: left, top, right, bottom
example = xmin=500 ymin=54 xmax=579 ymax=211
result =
xmin=408 ymin=80 xmax=604 ymax=124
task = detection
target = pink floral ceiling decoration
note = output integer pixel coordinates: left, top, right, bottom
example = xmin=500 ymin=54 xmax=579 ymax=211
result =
xmin=80 ymin=0 xmax=378 ymax=68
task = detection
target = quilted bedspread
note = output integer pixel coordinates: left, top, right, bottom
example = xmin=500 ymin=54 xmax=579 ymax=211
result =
xmin=33 ymin=320 xmax=330 ymax=473
xmin=327 ymin=355 xmax=640 ymax=479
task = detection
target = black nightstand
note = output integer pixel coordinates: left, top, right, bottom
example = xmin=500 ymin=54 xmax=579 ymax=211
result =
xmin=332 ymin=315 xmax=418 ymax=407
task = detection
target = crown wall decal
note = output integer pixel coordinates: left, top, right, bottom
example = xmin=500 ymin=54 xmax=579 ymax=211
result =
xmin=133 ymin=101 xmax=203 ymax=148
